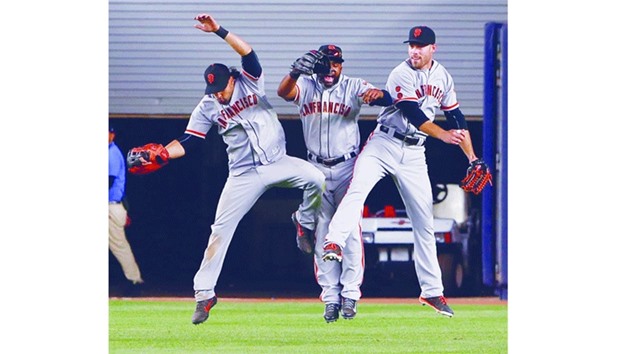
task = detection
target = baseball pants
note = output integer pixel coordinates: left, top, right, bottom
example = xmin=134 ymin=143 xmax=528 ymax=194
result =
xmin=324 ymin=130 xmax=444 ymax=298
xmin=312 ymin=157 xmax=364 ymax=304
xmin=109 ymin=203 xmax=143 ymax=284
xmin=193 ymin=155 xmax=325 ymax=300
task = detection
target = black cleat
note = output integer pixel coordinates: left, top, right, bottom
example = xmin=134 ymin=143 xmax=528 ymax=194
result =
xmin=192 ymin=296 xmax=218 ymax=324
xmin=419 ymin=296 xmax=454 ymax=317
xmin=341 ymin=298 xmax=357 ymax=319
xmin=292 ymin=212 xmax=315 ymax=255
xmin=323 ymin=303 xmax=341 ymax=323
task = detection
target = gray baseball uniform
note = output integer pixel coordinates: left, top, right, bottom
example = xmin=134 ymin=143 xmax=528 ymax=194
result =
xmin=292 ymin=73 xmax=376 ymax=304
xmin=324 ymin=58 xmax=459 ymax=298
xmin=186 ymin=64 xmax=325 ymax=301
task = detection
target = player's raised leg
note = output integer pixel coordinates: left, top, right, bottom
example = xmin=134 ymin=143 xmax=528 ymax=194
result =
xmin=322 ymin=136 xmax=391 ymax=257
xmin=269 ymin=155 xmax=325 ymax=254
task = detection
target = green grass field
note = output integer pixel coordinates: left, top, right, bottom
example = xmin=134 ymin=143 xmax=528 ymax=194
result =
xmin=109 ymin=298 xmax=507 ymax=353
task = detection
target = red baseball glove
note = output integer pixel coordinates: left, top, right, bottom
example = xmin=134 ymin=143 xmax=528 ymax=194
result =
xmin=460 ymin=159 xmax=492 ymax=195
xmin=126 ymin=143 xmax=170 ymax=175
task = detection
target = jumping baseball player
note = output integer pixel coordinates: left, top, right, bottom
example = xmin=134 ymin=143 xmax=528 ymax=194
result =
xmin=321 ymin=26 xmax=490 ymax=318
xmin=277 ymin=45 xmax=391 ymax=322
xmin=126 ymin=13 xmax=325 ymax=325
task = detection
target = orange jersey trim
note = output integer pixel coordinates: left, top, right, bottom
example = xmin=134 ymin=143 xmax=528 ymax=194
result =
xmin=393 ymin=96 xmax=418 ymax=104
xmin=242 ymin=70 xmax=259 ymax=81
xmin=185 ymin=129 xmax=206 ymax=138
xmin=441 ymin=102 xmax=459 ymax=111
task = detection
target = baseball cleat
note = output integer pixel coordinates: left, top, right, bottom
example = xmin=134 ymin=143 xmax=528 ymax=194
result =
xmin=323 ymin=303 xmax=341 ymax=323
xmin=341 ymin=298 xmax=357 ymax=319
xmin=419 ymin=296 xmax=454 ymax=317
xmin=192 ymin=296 xmax=218 ymax=324
xmin=321 ymin=242 xmax=342 ymax=262
xmin=291 ymin=212 xmax=315 ymax=255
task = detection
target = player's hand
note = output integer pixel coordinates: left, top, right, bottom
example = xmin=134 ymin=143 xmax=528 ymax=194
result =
xmin=194 ymin=13 xmax=219 ymax=32
xmin=441 ymin=129 xmax=466 ymax=145
xmin=360 ymin=88 xmax=383 ymax=104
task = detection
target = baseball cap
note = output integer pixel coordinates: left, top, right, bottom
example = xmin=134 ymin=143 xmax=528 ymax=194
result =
xmin=318 ymin=44 xmax=344 ymax=63
xmin=109 ymin=125 xmax=115 ymax=133
xmin=204 ymin=63 xmax=231 ymax=94
xmin=403 ymin=26 xmax=436 ymax=46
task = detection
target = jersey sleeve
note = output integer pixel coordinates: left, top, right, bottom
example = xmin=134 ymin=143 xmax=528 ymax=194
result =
xmin=237 ymin=70 xmax=265 ymax=97
xmin=385 ymin=66 xmax=418 ymax=104
xmin=292 ymin=76 xmax=312 ymax=105
xmin=185 ymin=98 xmax=216 ymax=138
xmin=440 ymin=71 xmax=459 ymax=111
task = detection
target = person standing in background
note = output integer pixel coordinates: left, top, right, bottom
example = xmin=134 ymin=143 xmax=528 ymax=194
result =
xmin=109 ymin=125 xmax=144 ymax=286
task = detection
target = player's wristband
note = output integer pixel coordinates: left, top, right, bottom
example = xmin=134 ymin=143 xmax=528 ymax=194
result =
xmin=214 ymin=26 xmax=229 ymax=39
xmin=289 ymin=71 xmax=301 ymax=80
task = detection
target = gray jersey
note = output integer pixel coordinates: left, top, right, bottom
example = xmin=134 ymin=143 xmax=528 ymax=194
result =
xmin=186 ymin=70 xmax=286 ymax=176
xmin=290 ymin=73 xmax=375 ymax=305
xmin=189 ymin=69 xmax=326 ymax=302
xmin=378 ymin=59 xmax=458 ymax=137
xmin=293 ymin=74 xmax=376 ymax=158
xmin=323 ymin=60 xmax=459 ymax=299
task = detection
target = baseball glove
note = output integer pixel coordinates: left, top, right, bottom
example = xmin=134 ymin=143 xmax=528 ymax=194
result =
xmin=460 ymin=159 xmax=492 ymax=195
xmin=291 ymin=50 xmax=330 ymax=75
xmin=127 ymin=143 xmax=170 ymax=175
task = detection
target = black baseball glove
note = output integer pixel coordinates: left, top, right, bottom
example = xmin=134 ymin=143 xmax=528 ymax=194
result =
xmin=291 ymin=50 xmax=330 ymax=76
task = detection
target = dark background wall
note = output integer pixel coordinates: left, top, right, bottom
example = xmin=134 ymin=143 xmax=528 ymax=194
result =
xmin=109 ymin=118 xmax=483 ymax=298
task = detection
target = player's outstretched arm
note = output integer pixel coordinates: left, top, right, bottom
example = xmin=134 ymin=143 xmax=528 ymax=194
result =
xmin=194 ymin=13 xmax=252 ymax=57
xmin=362 ymin=88 xmax=393 ymax=106
xmin=278 ymin=50 xmax=328 ymax=101
xmin=419 ymin=121 xmax=478 ymax=162
xmin=455 ymin=130 xmax=478 ymax=163
xmin=398 ymin=100 xmax=466 ymax=146
xmin=419 ymin=121 xmax=465 ymax=145
xmin=125 ymin=139 xmax=187 ymax=176
xmin=277 ymin=72 xmax=299 ymax=101
xmin=164 ymin=140 xmax=186 ymax=160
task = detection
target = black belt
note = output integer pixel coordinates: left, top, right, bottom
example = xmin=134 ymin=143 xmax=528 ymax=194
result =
xmin=379 ymin=125 xmax=425 ymax=146
xmin=109 ymin=201 xmax=122 ymax=204
xmin=308 ymin=151 xmax=357 ymax=167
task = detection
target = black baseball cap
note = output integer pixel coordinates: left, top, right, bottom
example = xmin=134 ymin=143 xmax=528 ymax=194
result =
xmin=204 ymin=63 xmax=231 ymax=94
xmin=403 ymin=26 xmax=435 ymax=46
xmin=109 ymin=125 xmax=115 ymax=133
xmin=318 ymin=44 xmax=344 ymax=63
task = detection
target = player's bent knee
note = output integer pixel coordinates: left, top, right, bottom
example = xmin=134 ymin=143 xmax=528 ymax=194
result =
xmin=307 ymin=171 xmax=326 ymax=191
xmin=315 ymin=171 xmax=327 ymax=186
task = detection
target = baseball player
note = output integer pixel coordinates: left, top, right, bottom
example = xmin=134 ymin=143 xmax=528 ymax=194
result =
xmin=126 ymin=13 xmax=325 ymax=325
xmin=277 ymin=45 xmax=392 ymax=322
xmin=321 ymin=26 xmax=488 ymax=318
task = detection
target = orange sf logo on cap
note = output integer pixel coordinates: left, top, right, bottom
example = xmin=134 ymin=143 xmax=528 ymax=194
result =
xmin=414 ymin=28 xmax=422 ymax=37
xmin=208 ymin=73 xmax=215 ymax=84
